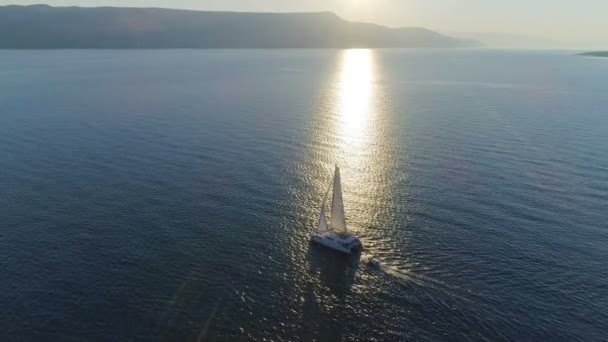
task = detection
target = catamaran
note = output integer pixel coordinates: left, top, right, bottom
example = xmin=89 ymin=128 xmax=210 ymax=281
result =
xmin=311 ymin=165 xmax=363 ymax=254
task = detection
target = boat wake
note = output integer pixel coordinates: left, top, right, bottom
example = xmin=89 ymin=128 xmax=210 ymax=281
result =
xmin=361 ymin=253 xmax=472 ymax=301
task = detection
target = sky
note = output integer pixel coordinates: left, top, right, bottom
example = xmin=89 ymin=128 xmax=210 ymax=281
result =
xmin=2 ymin=0 xmax=607 ymax=48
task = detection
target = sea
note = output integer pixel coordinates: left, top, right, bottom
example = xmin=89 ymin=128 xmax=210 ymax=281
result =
xmin=1 ymin=49 xmax=607 ymax=341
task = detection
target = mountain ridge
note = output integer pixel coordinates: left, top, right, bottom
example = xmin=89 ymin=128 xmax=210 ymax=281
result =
xmin=0 ymin=5 xmax=481 ymax=49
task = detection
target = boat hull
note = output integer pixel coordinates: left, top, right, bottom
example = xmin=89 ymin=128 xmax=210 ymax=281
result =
xmin=311 ymin=233 xmax=362 ymax=254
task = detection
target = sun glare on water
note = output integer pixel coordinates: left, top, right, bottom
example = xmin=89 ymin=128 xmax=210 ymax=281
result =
xmin=336 ymin=49 xmax=374 ymax=147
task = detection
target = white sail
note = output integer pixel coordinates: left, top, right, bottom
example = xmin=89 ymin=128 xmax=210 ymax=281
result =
xmin=330 ymin=165 xmax=347 ymax=235
xmin=317 ymin=185 xmax=330 ymax=234
xmin=311 ymin=165 xmax=362 ymax=254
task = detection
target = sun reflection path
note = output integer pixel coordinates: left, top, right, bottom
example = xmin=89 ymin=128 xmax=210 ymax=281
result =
xmin=329 ymin=48 xmax=389 ymax=237
xmin=336 ymin=49 xmax=374 ymax=150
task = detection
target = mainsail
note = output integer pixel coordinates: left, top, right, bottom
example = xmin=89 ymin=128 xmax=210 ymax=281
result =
xmin=330 ymin=165 xmax=347 ymax=235
xmin=317 ymin=185 xmax=330 ymax=234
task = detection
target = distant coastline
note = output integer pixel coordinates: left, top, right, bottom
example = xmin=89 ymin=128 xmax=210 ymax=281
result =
xmin=579 ymin=51 xmax=608 ymax=57
xmin=0 ymin=5 xmax=481 ymax=49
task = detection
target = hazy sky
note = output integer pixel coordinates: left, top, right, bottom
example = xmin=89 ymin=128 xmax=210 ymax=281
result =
xmin=2 ymin=0 xmax=607 ymax=47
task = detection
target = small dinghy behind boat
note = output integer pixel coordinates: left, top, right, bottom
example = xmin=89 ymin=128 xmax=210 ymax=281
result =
xmin=311 ymin=165 xmax=362 ymax=254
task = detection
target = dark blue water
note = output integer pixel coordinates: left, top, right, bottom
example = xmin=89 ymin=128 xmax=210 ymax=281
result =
xmin=1 ymin=49 xmax=607 ymax=341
